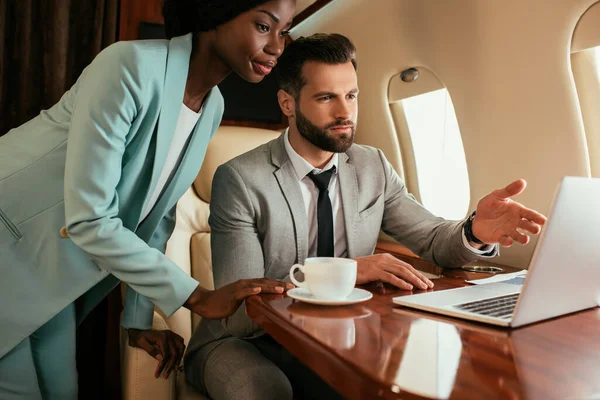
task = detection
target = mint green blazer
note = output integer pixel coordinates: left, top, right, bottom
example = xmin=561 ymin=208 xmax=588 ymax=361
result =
xmin=0 ymin=33 xmax=223 ymax=358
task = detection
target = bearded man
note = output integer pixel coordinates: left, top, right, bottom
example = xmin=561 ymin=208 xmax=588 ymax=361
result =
xmin=184 ymin=33 xmax=545 ymax=400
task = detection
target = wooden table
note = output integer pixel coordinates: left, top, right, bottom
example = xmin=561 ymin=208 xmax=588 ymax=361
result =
xmin=246 ymin=253 xmax=600 ymax=400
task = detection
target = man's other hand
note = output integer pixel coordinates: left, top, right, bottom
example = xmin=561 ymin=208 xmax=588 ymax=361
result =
xmin=127 ymin=328 xmax=185 ymax=379
xmin=474 ymin=179 xmax=547 ymax=247
xmin=354 ymin=253 xmax=434 ymax=291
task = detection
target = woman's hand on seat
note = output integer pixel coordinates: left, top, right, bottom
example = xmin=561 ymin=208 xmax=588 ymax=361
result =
xmin=127 ymin=328 xmax=185 ymax=379
xmin=185 ymin=279 xmax=294 ymax=320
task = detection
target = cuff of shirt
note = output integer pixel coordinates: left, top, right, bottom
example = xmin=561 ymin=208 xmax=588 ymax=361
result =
xmin=462 ymin=227 xmax=497 ymax=257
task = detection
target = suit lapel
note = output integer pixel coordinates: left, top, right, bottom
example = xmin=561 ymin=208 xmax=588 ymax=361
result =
xmin=338 ymin=151 xmax=359 ymax=258
xmin=136 ymin=89 xmax=219 ymax=241
xmin=271 ymin=135 xmax=309 ymax=263
xmin=138 ymin=34 xmax=192 ymax=228
xmin=157 ymin=91 xmax=218 ymax=217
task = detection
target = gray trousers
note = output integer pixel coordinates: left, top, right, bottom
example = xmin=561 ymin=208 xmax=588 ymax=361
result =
xmin=0 ymin=303 xmax=78 ymax=400
xmin=185 ymin=335 xmax=345 ymax=400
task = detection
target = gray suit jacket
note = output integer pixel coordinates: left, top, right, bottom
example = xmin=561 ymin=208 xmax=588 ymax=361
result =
xmin=185 ymin=133 xmax=495 ymax=361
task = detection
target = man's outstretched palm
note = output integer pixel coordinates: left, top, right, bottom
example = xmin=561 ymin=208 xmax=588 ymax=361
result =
xmin=473 ymin=179 xmax=547 ymax=247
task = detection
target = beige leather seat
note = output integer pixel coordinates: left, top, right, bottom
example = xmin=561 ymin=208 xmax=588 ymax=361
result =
xmin=120 ymin=126 xmax=282 ymax=400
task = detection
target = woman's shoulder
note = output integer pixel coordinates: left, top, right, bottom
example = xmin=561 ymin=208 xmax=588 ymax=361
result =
xmin=97 ymin=39 xmax=169 ymax=65
xmin=126 ymin=38 xmax=171 ymax=55
xmin=82 ymin=39 xmax=169 ymax=89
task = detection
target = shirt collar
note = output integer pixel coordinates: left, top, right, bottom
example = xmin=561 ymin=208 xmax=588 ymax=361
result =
xmin=283 ymin=129 xmax=339 ymax=181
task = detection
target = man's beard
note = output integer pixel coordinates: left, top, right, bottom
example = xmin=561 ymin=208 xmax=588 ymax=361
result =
xmin=295 ymin=107 xmax=355 ymax=153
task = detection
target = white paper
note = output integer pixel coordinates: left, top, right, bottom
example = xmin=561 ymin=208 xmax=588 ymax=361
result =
xmin=465 ymin=269 xmax=527 ymax=285
xmin=420 ymin=270 xmax=442 ymax=280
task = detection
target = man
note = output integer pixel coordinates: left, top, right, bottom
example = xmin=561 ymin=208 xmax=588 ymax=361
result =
xmin=185 ymin=33 xmax=546 ymax=400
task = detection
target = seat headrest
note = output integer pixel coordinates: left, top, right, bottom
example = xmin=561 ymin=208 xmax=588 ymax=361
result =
xmin=194 ymin=126 xmax=282 ymax=202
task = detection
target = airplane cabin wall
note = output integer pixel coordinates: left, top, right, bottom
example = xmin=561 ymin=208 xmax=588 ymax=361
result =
xmin=292 ymin=0 xmax=598 ymax=268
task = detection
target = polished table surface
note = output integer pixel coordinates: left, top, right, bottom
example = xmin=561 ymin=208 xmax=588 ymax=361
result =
xmin=246 ymin=253 xmax=600 ymax=400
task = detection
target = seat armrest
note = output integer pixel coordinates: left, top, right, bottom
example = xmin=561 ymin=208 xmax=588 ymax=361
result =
xmin=121 ymin=312 xmax=177 ymax=400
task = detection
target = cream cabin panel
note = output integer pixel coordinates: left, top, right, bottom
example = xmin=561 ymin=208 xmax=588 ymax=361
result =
xmin=292 ymin=0 xmax=596 ymax=267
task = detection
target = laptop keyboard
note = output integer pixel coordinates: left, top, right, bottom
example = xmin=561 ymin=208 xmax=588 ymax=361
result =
xmin=453 ymin=293 xmax=519 ymax=319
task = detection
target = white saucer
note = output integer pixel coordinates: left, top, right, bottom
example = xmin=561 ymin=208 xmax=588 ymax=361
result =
xmin=287 ymin=288 xmax=373 ymax=306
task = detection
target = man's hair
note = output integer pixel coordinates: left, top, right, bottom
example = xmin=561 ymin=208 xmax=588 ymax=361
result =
xmin=162 ymin=0 xmax=271 ymax=39
xmin=277 ymin=33 xmax=358 ymax=99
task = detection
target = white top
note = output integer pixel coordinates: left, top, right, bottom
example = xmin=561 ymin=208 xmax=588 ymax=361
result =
xmin=283 ymin=130 xmax=493 ymax=257
xmin=140 ymin=104 xmax=202 ymax=222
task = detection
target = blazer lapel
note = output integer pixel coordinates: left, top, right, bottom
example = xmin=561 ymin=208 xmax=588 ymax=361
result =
xmin=338 ymin=151 xmax=359 ymax=258
xmin=271 ymin=135 xmax=309 ymax=263
xmin=158 ymin=90 xmax=218 ymax=217
xmin=136 ymin=89 xmax=219 ymax=240
xmin=139 ymin=33 xmax=192 ymax=227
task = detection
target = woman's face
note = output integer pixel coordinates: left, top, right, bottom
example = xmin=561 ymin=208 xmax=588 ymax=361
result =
xmin=213 ymin=0 xmax=296 ymax=83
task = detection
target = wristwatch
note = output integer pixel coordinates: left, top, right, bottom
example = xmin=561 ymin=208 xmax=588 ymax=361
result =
xmin=464 ymin=211 xmax=485 ymax=245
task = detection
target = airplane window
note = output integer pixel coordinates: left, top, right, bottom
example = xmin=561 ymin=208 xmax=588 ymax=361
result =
xmin=571 ymin=45 xmax=600 ymax=178
xmin=396 ymin=89 xmax=470 ymax=220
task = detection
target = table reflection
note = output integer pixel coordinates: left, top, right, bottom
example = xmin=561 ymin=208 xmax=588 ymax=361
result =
xmin=287 ymin=302 xmax=373 ymax=350
xmin=391 ymin=308 xmax=526 ymax=398
xmin=392 ymin=319 xmax=462 ymax=399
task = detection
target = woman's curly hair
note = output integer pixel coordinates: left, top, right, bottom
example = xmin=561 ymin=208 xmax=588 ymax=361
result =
xmin=163 ymin=0 xmax=273 ymax=39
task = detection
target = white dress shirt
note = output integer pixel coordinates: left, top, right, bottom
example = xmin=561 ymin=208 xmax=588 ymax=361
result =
xmin=140 ymin=103 xmax=201 ymax=222
xmin=283 ymin=130 xmax=347 ymax=257
xmin=283 ymin=130 xmax=494 ymax=257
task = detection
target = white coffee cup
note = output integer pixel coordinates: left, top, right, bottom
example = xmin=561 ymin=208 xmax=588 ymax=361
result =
xmin=289 ymin=257 xmax=357 ymax=300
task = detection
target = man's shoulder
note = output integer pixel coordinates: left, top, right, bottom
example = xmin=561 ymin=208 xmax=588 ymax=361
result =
xmin=346 ymin=143 xmax=385 ymax=168
xmin=220 ymin=137 xmax=279 ymax=176
xmin=347 ymin=142 xmax=380 ymax=157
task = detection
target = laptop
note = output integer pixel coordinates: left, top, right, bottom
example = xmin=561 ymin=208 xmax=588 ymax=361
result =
xmin=393 ymin=176 xmax=600 ymax=328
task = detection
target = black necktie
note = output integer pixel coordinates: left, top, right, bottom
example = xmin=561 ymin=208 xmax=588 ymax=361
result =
xmin=307 ymin=167 xmax=336 ymax=257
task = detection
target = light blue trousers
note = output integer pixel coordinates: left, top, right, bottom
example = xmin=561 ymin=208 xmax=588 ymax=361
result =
xmin=0 ymin=303 xmax=78 ymax=400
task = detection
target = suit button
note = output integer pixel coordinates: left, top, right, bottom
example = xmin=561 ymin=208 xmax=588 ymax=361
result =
xmin=59 ymin=226 xmax=70 ymax=238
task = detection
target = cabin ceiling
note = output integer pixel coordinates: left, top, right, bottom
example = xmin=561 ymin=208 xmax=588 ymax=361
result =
xmin=295 ymin=0 xmax=318 ymax=16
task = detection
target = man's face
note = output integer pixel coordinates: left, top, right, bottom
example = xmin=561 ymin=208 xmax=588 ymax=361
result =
xmin=294 ymin=61 xmax=359 ymax=153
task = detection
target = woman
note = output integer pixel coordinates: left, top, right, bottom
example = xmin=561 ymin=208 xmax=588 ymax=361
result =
xmin=0 ymin=0 xmax=296 ymax=398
